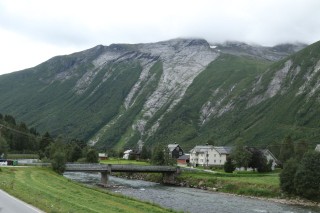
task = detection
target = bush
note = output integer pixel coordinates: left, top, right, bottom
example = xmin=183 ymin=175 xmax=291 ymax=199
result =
xmin=51 ymin=152 xmax=66 ymax=174
xmin=293 ymin=151 xmax=320 ymax=200
xmin=224 ymin=157 xmax=235 ymax=173
xmin=279 ymin=158 xmax=298 ymax=194
xmin=86 ymin=149 xmax=99 ymax=163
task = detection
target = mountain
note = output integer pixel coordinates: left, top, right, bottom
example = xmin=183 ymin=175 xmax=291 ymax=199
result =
xmin=212 ymin=41 xmax=306 ymax=61
xmin=0 ymin=38 xmax=319 ymax=151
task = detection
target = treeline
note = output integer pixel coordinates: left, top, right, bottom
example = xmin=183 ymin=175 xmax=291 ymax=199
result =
xmin=0 ymin=113 xmax=98 ymax=169
xmin=0 ymin=114 xmax=40 ymax=156
xmin=278 ymin=136 xmax=320 ymax=201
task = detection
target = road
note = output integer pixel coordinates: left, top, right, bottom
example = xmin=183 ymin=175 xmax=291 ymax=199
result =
xmin=0 ymin=190 xmax=43 ymax=213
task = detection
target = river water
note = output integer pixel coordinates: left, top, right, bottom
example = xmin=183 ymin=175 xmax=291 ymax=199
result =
xmin=63 ymin=172 xmax=320 ymax=213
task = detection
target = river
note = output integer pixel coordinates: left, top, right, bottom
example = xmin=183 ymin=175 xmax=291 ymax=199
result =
xmin=63 ymin=172 xmax=320 ymax=213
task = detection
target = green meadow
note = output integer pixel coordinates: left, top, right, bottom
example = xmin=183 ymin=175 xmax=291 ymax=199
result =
xmin=0 ymin=167 xmax=175 ymax=213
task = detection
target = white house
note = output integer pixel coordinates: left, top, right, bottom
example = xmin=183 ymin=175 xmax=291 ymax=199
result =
xmin=123 ymin=150 xmax=132 ymax=160
xmin=315 ymin=144 xmax=320 ymax=152
xmin=261 ymin=149 xmax=279 ymax=170
xmin=190 ymin=145 xmax=232 ymax=167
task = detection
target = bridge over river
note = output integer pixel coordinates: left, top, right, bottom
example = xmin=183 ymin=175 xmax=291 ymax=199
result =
xmin=65 ymin=163 xmax=179 ymax=185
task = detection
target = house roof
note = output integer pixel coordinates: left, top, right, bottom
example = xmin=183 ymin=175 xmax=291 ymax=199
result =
xmin=214 ymin=146 xmax=232 ymax=154
xmin=168 ymin=144 xmax=180 ymax=152
xmin=262 ymin=149 xmax=280 ymax=164
xmin=98 ymin=153 xmax=108 ymax=157
xmin=177 ymin=154 xmax=190 ymax=160
xmin=124 ymin=150 xmax=132 ymax=154
xmin=190 ymin=145 xmax=232 ymax=155
xmin=190 ymin=145 xmax=214 ymax=153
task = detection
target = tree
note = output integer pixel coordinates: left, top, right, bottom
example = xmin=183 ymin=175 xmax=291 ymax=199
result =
xmin=279 ymin=158 xmax=298 ymax=194
xmin=248 ymin=149 xmax=271 ymax=173
xmin=51 ymin=152 xmax=66 ymax=174
xmin=38 ymin=132 xmax=55 ymax=159
xmin=294 ymin=140 xmax=309 ymax=161
xmin=164 ymin=146 xmax=176 ymax=166
xmin=140 ymin=145 xmax=151 ymax=160
xmin=0 ymin=137 xmax=8 ymax=158
xmin=230 ymin=139 xmax=252 ymax=170
xmin=279 ymin=136 xmax=295 ymax=164
xmin=294 ymin=151 xmax=320 ymax=200
xmin=151 ymin=144 xmax=165 ymax=165
xmin=86 ymin=149 xmax=99 ymax=163
xmin=224 ymin=157 xmax=235 ymax=173
xmin=69 ymin=144 xmax=82 ymax=162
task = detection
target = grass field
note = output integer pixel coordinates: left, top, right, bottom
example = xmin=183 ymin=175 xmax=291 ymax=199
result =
xmin=0 ymin=167 xmax=175 ymax=213
xmin=7 ymin=153 xmax=39 ymax=159
xmin=176 ymin=170 xmax=280 ymax=198
xmin=100 ymin=158 xmax=150 ymax=165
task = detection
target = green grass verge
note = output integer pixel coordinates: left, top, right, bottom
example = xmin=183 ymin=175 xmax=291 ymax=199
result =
xmin=176 ymin=170 xmax=280 ymax=198
xmin=100 ymin=158 xmax=150 ymax=165
xmin=7 ymin=154 xmax=39 ymax=159
xmin=0 ymin=167 xmax=175 ymax=213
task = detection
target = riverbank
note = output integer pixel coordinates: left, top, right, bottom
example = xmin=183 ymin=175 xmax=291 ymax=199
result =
xmin=0 ymin=167 xmax=176 ymax=213
xmin=112 ymin=169 xmax=320 ymax=208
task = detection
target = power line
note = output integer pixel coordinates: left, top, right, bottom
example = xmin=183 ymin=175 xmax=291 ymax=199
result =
xmin=0 ymin=123 xmax=40 ymax=139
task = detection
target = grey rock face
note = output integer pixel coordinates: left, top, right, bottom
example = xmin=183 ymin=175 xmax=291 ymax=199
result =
xmin=83 ymin=39 xmax=219 ymax=144
xmin=133 ymin=39 xmax=219 ymax=135
xmin=214 ymin=41 xmax=306 ymax=61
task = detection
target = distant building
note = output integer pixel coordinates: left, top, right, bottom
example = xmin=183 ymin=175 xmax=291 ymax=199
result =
xmin=177 ymin=154 xmax=190 ymax=165
xmin=123 ymin=150 xmax=133 ymax=160
xmin=315 ymin=144 xmax=320 ymax=152
xmin=261 ymin=149 xmax=280 ymax=170
xmin=190 ymin=145 xmax=232 ymax=167
xmin=98 ymin=153 xmax=108 ymax=160
xmin=245 ymin=147 xmax=279 ymax=170
xmin=168 ymin=143 xmax=184 ymax=159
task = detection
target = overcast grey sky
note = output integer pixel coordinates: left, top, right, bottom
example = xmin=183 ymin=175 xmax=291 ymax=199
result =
xmin=1 ymin=0 xmax=320 ymax=75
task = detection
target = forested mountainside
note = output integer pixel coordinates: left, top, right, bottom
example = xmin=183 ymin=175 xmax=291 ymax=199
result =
xmin=0 ymin=38 xmax=318 ymax=151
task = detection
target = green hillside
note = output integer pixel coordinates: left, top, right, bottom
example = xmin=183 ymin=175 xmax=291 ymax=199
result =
xmin=0 ymin=39 xmax=319 ymax=151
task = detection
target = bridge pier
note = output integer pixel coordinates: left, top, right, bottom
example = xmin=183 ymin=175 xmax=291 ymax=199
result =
xmin=100 ymin=164 xmax=111 ymax=186
xmin=162 ymin=168 xmax=180 ymax=184
xmin=101 ymin=171 xmax=108 ymax=185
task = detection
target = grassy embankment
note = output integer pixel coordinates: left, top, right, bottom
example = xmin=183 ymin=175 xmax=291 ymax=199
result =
xmin=176 ymin=169 xmax=280 ymax=198
xmin=0 ymin=167 xmax=175 ymax=213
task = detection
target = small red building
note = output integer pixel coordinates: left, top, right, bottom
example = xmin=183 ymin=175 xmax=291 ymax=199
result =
xmin=177 ymin=154 xmax=190 ymax=165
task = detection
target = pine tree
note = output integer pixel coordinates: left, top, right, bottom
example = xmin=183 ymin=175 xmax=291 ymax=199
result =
xmin=280 ymin=158 xmax=298 ymax=194
xmin=294 ymin=140 xmax=308 ymax=160
xmin=224 ymin=157 xmax=235 ymax=173
xmin=279 ymin=135 xmax=295 ymax=164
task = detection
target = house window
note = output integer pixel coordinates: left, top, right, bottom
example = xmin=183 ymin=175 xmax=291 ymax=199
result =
xmin=214 ymin=160 xmax=216 ymax=163
xmin=214 ymin=154 xmax=216 ymax=157
xmin=179 ymin=151 xmax=182 ymax=155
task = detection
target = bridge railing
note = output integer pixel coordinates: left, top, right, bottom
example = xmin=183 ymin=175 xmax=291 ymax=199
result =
xmin=65 ymin=163 xmax=177 ymax=173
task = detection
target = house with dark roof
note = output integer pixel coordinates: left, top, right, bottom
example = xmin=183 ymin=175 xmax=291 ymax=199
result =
xmin=167 ymin=143 xmax=184 ymax=159
xmin=189 ymin=145 xmax=232 ymax=167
